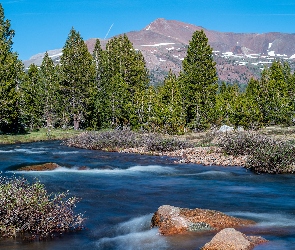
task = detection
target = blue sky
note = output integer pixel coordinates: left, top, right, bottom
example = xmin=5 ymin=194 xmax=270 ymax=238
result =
xmin=2 ymin=0 xmax=295 ymax=60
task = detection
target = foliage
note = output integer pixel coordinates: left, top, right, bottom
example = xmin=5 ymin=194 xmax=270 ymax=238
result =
xmin=155 ymin=70 xmax=186 ymax=134
xmin=180 ymin=29 xmax=218 ymax=130
xmin=0 ymin=4 xmax=24 ymax=134
xmin=217 ymin=131 xmax=295 ymax=174
xmin=245 ymin=61 xmax=294 ymax=126
xmin=59 ymin=28 xmax=95 ymax=130
xmin=144 ymin=135 xmax=191 ymax=152
xmin=0 ymin=176 xmax=84 ymax=240
xmin=64 ymin=129 xmax=192 ymax=152
xmin=20 ymin=64 xmax=43 ymax=130
xmin=245 ymin=139 xmax=295 ymax=174
xmin=0 ymin=128 xmax=82 ymax=144
xmin=216 ymin=131 xmax=271 ymax=156
xmin=101 ymin=34 xmax=149 ymax=128
xmin=39 ymin=52 xmax=60 ymax=128
xmin=65 ymin=129 xmax=141 ymax=150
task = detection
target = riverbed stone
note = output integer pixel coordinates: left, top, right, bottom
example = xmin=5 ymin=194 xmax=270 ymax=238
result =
xmin=18 ymin=162 xmax=60 ymax=171
xmin=151 ymin=205 xmax=256 ymax=235
xmin=201 ymin=228 xmax=268 ymax=250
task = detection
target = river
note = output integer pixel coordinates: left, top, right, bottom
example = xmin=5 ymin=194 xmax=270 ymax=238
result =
xmin=0 ymin=141 xmax=295 ymax=249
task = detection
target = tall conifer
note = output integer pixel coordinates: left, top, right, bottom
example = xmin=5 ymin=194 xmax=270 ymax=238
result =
xmin=0 ymin=4 xmax=23 ymax=133
xmin=180 ymin=30 xmax=218 ymax=130
xmin=39 ymin=52 xmax=60 ymax=128
xmin=59 ymin=28 xmax=95 ymax=130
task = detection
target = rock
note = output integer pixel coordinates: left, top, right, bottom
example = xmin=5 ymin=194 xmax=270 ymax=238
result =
xmin=201 ymin=228 xmax=268 ymax=250
xmin=151 ymin=205 xmax=255 ymax=235
xmin=18 ymin=162 xmax=60 ymax=171
xmin=219 ymin=125 xmax=234 ymax=132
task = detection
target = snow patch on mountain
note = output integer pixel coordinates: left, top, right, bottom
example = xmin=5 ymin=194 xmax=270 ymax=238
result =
xmin=141 ymin=43 xmax=175 ymax=47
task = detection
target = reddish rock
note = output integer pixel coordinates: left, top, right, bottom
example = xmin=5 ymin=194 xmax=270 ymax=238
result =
xmin=18 ymin=162 xmax=60 ymax=171
xmin=151 ymin=205 xmax=255 ymax=235
xmin=201 ymin=228 xmax=268 ymax=250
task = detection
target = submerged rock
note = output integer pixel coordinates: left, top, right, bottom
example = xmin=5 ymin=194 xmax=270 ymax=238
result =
xmin=18 ymin=162 xmax=60 ymax=171
xmin=201 ymin=228 xmax=268 ymax=250
xmin=151 ymin=205 xmax=255 ymax=235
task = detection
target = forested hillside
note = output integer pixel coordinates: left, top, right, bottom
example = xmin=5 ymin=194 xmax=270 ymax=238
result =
xmin=1 ymin=4 xmax=295 ymax=135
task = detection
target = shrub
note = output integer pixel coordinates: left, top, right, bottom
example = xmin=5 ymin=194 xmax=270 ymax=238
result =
xmin=216 ymin=131 xmax=295 ymax=174
xmin=0 ymin=177 xmax=84 ymax=240
xmin=64 ymin=129 xmax=192 ymax=152
xmin=216 ymin=131 xmax=271 ymax=156
xmin=144 ymin=134 xmax=191 ymax=152
xmin=245 ymin=140 xmax=295 ymax=174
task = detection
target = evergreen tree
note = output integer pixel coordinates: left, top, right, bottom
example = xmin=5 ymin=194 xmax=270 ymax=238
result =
xmin=88 ymin=39 xmax=107 ymax=129
xmin=20 ymin=64 xmax=43 ymax=130
xmin=59 ymin=28 xmax=95 ymax=130
xmin=0 ymin=4 xmax=24 ymax=133
xmin=157 ymin=70 xmax=185 ymax=134
xmin=180 ymin=30 xmax=218 ymax=130
xmin=259 ymin=61 xmax=291 ymax=125
xmin=215 ymin=82 xmax=239 ymax=126
xmin=39 ymin=52 xmax=60 ymax=128
xmin=106 ymin=73 xmax=129 ymax=128
xmin=104 ymin=34 xmax=149 ymax=127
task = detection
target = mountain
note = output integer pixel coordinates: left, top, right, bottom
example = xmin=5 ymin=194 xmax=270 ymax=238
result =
xmin=23 ymin=18 xmax=295 ymax=85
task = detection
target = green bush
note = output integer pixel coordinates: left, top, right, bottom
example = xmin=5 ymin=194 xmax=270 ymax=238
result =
xmin=217 ymin=131 xmax=295 ymax=174
xmin=245 ymin=140 xmax=295 ymax=174
xmin=0 ymin=177 xmax=84 ymax=240
xmin=216 ymin=131 xmax=271 ymax=156
xmin=145 ymin=135 xmax=191 ymax=152
xmin=65 ymin=129 xmax=141 ymax=150
xmin=64 ymin=129 xmax=192 ymax=152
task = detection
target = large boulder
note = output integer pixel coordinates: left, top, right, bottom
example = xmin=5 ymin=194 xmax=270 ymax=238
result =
xmin=201 ymin=228 xmax=268 ymax=250
xmin=18 ymin=162 xmax=60 ymax=171
xmin=151 ymin=205 xmax=255 ymax=235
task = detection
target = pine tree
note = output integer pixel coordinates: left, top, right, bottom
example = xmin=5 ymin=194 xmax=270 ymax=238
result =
xmin=259 ymin=61 xmax=291 ymax=125
xmin=157 ymin=70 xmax=185 ymax=134
xmin=180 ymin=30 xmax=218 ymax=130
xmin=215 ymin=82 xmax=239 ymax=126
xmin=39 ymin=52 xmax=60 ymax=128
xmin=0 ymin=4 xmax=24 ymax=133
xmin=104 ymin=34 xmax=149 ymax=128
xmin=20 ymin=64 xmax=43 ymax=130
xmin=88 ymin=39 xmax=107 ymax=129
xmin=59 ymin=28 xmax=95 ymax=130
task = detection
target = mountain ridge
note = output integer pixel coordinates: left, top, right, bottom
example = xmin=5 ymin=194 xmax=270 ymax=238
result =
xmin=24 ymin=18 xmax=295 ymax=85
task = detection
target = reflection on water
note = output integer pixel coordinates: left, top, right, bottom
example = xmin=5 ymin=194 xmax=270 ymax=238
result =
xmin=0 ymin=141 xmax=295 ymax=249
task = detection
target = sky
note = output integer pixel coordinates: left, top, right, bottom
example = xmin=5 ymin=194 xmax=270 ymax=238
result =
xmin=2 ymin=0 xmax=295 ymax=60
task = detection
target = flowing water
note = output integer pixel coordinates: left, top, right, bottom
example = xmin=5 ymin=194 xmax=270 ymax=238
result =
xmin=0 ymin=141 xmax=295 ymax=249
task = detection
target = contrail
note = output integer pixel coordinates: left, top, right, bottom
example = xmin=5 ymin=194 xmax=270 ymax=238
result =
xmin=104 ymin=23 xmax=114 ymax=39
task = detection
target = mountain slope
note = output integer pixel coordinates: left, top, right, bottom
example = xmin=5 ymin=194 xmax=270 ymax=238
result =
xmin=24 ymin=18 xmax=295 ymax=85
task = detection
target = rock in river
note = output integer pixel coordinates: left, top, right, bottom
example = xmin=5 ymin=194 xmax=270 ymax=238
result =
xmin=151 ymin=205 xmax=255 ymax=235
xmin=201 ymin=228 xmax=268 ymax=250
xmin=18 ymin=162 xmax=60 ymax=171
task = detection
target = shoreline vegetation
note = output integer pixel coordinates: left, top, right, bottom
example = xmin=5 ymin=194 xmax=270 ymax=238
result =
xmin=0 ymin=176 xmax=84 ymax=240
xmin=2 ymin=126 xmax=295 ymax=174
xmin=1 ymin=127 xmax=295 ymax=241
xmin=62 ymin=126 xmax=295 ymax=174
xmin=0 ymin=128 xmax=82 ymax=145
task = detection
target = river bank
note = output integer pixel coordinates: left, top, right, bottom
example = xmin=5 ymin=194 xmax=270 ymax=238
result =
xmin=2 ymin=126 xmax=295 ymax=172
xmin=120 ymin=146 xmax=248 ymax=167
xmin=0 ymin=128 xmax=82 ymax=144
xmin=64 ymin=127 xmax=295 ymax=174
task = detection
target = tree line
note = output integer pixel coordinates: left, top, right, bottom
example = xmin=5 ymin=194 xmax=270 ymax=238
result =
xmin=1 ymin=4 xmax=295 ymax=135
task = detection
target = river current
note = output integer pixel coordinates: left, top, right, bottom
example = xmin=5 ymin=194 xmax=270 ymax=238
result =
xmin=0 ymin=141 xmax=295 ymax=249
